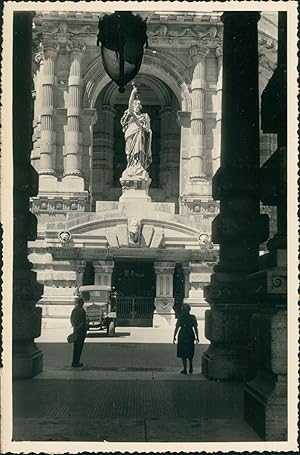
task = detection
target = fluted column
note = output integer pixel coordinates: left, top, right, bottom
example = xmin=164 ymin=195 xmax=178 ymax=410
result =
xmin=159 ymin=107 xmax=179 ymax=200
xmin=39 ymin=41 xmax=59 ymax=187
xmin=202 ymin=12 xmax=269 ymax=380
xmin=189 ymin=45 xmax=209 ymax=181
xmin=212 ymin=47 xmax=222 ymax=175
xmin=63 ymin=40 xmax=86 ymax=190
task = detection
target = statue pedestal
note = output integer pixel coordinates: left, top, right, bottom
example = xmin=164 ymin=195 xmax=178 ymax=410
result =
xmin=119 ymin=173 xmax=152 ymax=203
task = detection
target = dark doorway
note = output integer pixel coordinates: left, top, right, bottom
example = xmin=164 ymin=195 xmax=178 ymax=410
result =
xmin=83 ymin=262 xmax=95 ymax=286
xmin=112 ymin=261 xmax=155 ymax=326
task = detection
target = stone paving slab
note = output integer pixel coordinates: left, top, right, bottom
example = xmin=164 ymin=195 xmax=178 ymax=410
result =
xmin=13 ymin=417 xmax=261 ymax=442
xmin=14 ymin=379 xmax=244 ymax=420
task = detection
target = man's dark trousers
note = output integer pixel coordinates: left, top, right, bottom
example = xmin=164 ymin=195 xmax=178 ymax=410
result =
xmin=72 ymin=333 xmax=86 ymax=365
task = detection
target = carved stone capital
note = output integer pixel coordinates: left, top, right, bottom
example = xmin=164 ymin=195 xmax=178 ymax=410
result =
xmin=177 ymin=111 xmax=191 ymax=128
xmin=190 ymin=44 xmax=209 ymax=60
xmin=66 ymin=39 xmax=87 ymax=54
xmin=41 ymin=40 xmax=60 ymax=56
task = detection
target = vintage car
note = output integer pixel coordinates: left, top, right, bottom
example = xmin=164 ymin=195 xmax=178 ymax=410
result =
xmin=78 ymin=285 xmax=117 ymax=336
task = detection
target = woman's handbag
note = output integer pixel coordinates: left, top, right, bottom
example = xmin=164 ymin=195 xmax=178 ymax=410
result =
xmin=67 ymin=332 xmax=78 ymax=343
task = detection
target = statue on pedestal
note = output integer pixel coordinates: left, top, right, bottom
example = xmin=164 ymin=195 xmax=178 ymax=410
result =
xmin=120 ymin=82 xmax=152 ymax=180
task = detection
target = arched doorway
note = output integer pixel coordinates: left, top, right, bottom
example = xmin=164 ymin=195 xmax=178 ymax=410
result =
xmin=90 ymin=75 xmax=181 ymax=209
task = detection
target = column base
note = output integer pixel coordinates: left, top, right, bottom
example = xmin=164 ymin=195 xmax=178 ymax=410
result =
xmin=62 ymin=175 xmax=85 ymax=192
xmin=202 ymin=344 xmax=253 ymax=380
xmin=39 ymin=174 xmax=57 ymax=192
xmin=13 ymin=341 xmax=43 ymax=378
xmin=119 ymin=174 xmax=152 ymax=203
xmin=153 ymin=310 xmax=175 ymax=329
xmin=201 ymin=307 xmax=254 ymax=380
xmin=244 ymin=372 xmax=287 ymax=440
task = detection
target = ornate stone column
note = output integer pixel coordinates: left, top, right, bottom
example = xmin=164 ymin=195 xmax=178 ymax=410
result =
xmin=93 ymin=261 xmax=114 ymax=287
xmin=63 ymin=40 xmax=86 ymax=191
xmin=13 ymin=12 xmax=43 ymax=377
xmin=159 ymin=107 xmax=179 ymax=200
xmin=39 ymin=40 xmax=59 ymax=189
xmin=189 ymin=45 xmax=209 ymax=181
xmin=153 ymin=262 xmax=176 ymax=328
xmin=212 ymin=47 xmax=222 ymax=175
xmin=202 ymin=12 xmax=269 ymax=380
xmin=244 ymin=12 xmax=287 ymax=440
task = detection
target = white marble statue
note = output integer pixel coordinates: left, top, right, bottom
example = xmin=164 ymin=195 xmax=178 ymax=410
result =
xmin=120 ymin=82 xmax=152 ymax=180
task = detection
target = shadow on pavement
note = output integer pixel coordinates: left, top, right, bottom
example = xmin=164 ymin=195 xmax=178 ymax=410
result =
xmin=86 ymin=332 xmax=131 ymax=338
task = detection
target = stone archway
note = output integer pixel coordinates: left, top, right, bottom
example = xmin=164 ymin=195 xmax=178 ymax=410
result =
xmin=83 ymin=48 xmax=191 ymax=111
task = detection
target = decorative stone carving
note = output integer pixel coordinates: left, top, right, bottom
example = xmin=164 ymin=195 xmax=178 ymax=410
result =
xmin=58 ymin=230 xmax=72 ymax=245
xmin=30 ymin=196 xmax=87 ymax=215
xmin=128 ymin=218 xmax=141 ymax=246
xmin=154 ymin=297 xmax=174 ymax=313
xmin=66 ymin=39 xmax=87 ymax=54
xmin=198 ymin=233 xmax=213 ymax=248
xmin=190 ymin=44 xmax=209 ymax=58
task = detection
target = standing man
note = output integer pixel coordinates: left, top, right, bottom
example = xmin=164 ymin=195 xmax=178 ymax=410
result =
xmin=70 ymin=296 xmax=87 ymax=368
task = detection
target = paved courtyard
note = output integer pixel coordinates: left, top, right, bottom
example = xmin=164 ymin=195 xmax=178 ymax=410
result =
xmin=13 ymin=327 xmax=261 ymax=442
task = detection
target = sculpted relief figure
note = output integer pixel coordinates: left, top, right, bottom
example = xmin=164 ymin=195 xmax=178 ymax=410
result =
xmin=120 ymin=82 xmax=152 ymax=181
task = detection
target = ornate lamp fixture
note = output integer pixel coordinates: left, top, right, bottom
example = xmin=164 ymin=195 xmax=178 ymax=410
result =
xmin=97 ymin=11 xmax=148 ymax=93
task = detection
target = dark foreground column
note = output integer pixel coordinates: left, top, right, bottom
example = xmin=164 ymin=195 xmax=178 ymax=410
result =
xmin=13 ymin=12 xmax=43 ymax=377
xmin=202 ymin=12 xmax=268 ymax=380
xmin=244 ymin=12 xmax=287 ymax=440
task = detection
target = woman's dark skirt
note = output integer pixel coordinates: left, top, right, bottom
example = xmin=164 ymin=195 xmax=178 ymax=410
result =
xmin=177 ymin=328 xmax=195 ymax=359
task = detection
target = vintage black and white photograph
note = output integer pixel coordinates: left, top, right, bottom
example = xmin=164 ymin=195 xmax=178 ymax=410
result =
xmin=1 ymin=1 xmax=298 ymax=452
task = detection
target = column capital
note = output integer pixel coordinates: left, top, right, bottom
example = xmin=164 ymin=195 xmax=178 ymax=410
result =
xmin=93 ymin=260 xmax=114 ymax=274
xmin=154 ymin=261 xmax=176 ymax=274
xmin=190 ymin=44 xmax=209 ymax=61
xmin=66 ymin=39 xmax=87 ymax=55
xmin=216 ymin=47 xmax=223 ymax=58
xmin=177 ymin=111 xmax=191 ymax=128
xmin=41 ymin=40 xmax=60 ymax=56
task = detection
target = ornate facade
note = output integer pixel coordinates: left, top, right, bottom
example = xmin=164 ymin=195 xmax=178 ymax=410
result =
xmin=29 ymin=12 xmax=278 ymax=329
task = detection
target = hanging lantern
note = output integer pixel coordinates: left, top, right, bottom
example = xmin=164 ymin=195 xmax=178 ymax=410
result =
xmin=97 ymin=11 xmax=148 ymax=93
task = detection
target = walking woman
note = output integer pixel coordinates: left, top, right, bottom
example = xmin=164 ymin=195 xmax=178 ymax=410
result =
xmin=173 ymin=303 xmax=199 ymax=374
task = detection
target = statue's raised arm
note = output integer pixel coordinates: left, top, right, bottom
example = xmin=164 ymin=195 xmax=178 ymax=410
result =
xmin=120 ymin=82 xmax=152 ymax=181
